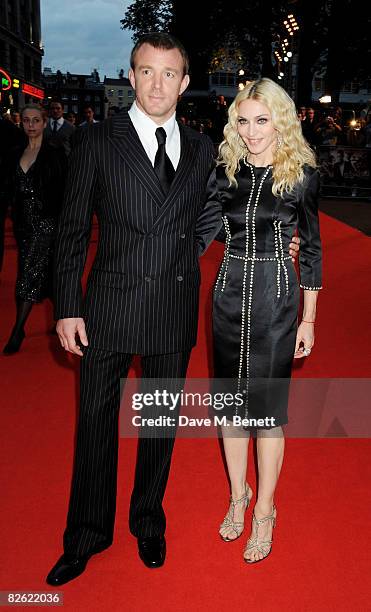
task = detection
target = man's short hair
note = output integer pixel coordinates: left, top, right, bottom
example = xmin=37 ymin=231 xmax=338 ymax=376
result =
xmin=130 ymin=32 xmax=189 ymax=77
xmin=49 ymin=99 xmax=63 ymax=108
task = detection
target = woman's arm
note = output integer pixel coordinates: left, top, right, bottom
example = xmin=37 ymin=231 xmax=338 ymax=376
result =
xmin=295 ymin=167 xmax=322 ymax=358
xmin=195 ymin=165 xmax=224 ymax=256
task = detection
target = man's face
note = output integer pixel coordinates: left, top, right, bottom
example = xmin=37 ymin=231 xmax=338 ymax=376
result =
xmin=11 ymin=112 xmax=20 ymax=124
xmin=84 ymin=108 xmax=94 ymax=122
xmin=50 ymin=103 xmax=63 ymax=120
xmin=128 ymin=43 xmax=190 ymax=124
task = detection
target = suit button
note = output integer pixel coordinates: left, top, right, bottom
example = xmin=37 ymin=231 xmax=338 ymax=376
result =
xmin=180 ymin=233 xmax=186 ymax=239
xmin=177 ymin=275 xmax=183 ymax=282
xmin=145 ymin=276 xmax=151 ymax=282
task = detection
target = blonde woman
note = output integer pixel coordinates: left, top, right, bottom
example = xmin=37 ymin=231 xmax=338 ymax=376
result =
xmin=197 ymin=78 xmax=322 ymax=562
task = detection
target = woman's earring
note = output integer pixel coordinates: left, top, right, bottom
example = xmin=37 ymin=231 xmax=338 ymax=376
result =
xmin=276 ymin=134 xmax=283 ymax=150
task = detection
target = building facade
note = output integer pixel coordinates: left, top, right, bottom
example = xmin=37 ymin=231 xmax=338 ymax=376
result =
xmin=104 ymin=77 xmax=134 ymax=112
xmin=42 ymin=69 xmax=106 ymax=122
xmin=0 ymin=0 xmax=44 ymax=110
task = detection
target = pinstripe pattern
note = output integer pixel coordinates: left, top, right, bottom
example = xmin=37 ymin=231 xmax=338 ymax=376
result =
xmin=63 ymin=348 xmax=190 ymax=555
xmin=56 ymin=110 xmax=214 ymax=555
xmin=54 ymin=110 xmax=215 ymax=355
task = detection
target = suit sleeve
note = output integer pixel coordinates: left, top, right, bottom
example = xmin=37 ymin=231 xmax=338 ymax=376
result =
xmin=195 ymin=166 xmax=224 ymax=256
xmin=297 ymin=168 xmax=323 ymax=290
xmin=53 ymin=129 xmax=97 ymax=319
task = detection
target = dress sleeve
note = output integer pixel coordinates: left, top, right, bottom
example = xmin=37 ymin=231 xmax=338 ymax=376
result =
xmin=297 ymin=168 xmax=323 ymax=290
xmin=195 ymin=166 xmax=224 ymax=256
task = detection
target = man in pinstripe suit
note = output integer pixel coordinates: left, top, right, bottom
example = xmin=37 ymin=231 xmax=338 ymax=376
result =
xmin=46 ymin=32 xmax=216 ymax=585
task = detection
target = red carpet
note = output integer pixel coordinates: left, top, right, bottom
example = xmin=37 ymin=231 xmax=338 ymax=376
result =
xmin=1 ymin=212 xmax=371 ymax=611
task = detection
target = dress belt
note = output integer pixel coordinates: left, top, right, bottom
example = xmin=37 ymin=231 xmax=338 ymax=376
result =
xmin=229 ymin=252 xmax=291 ymax=262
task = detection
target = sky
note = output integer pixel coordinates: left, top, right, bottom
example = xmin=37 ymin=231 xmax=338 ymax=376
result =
xmin=40 ymin=0 xmax=134 ymax=79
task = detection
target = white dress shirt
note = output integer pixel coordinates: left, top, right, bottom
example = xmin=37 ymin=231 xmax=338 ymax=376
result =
xmin=128 ymin=101 xmax=181 ymax=170
xmin=49 ymin=117 xmax=64 ymax=131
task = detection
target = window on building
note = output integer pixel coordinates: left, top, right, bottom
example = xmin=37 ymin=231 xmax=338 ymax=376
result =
xmin=9 ymin=46 xmax=18 ymax=72
xmin=72 ymin=104 xmax=78 ymax=114
xmin=34 ymin=59 xmax=41 ymax=82
xmin=314 ymin=78 xmax=324 ymax=92
xmin=0 ymin=2 xmax=5 ymax=24
xmin=128 ymin=89 xmax=134 ymax=97
xmin=0 ymin=40 xmax=6 ymax=69
xmin=8 ymin=2 xmax=16 ymax=32
xmin=85 ymin=95 xmax=91 ymax=101
xmin=95 ymin=96 xmax=100 ymax=102
xmin=72 ymin=94 xmax=78 ymax=101
xmin=342 ymin=81 xmax=352 ymax=93
xmin=210 ymin=72 xmax=236 ymax=87
xmin=118 ymin=89 xmax=123 ymax=95
xmin=108 ymin=90 xmax=113 ymax=97
xmin=24 ymin=55 xmax=32 ymax=80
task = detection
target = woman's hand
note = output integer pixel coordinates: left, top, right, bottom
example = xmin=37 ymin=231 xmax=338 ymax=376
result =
xmin=294 ymin=321 xmax=314 ymax=359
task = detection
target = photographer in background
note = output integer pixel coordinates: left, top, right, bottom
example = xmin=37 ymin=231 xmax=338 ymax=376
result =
xmin=315 ymin=114 xmax=343 ymax=146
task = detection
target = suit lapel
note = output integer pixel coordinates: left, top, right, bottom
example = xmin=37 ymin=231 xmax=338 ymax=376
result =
xmin=108 ymin=110 xmax=164 ymax=207
xmin=107 ymin=111 xmax=201 ymax=218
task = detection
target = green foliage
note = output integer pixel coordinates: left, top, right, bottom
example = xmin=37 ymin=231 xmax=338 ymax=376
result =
xmin=120 ymin=0 xmax=173 ymax=42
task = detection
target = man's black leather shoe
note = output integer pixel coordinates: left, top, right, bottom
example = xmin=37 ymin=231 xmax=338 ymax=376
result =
xmin=137 ymin=536 xmax=166 ymax=568
xmin=46 ymin=553 xmax=91 ymax=586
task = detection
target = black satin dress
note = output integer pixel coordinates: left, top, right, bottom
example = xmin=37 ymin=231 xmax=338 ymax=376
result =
xmin=198 ymin=161 xmax=322 ymax=427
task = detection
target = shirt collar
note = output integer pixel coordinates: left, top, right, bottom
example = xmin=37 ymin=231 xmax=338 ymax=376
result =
xmin=129 ymin=101 xmax=177 ymax=143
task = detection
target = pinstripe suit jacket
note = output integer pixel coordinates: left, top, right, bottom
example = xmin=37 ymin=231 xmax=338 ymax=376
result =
xmin=54 ymin=109 xmax=215 ymax=354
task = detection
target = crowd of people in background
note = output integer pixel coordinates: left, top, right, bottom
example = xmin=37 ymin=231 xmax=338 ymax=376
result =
xmin=1 ymin=94 xmax=370 ymax=289
xmin=297 ymin=103 xmax=371 ymax=149
xmin=2 ymin=95 xmax=371 ymax=150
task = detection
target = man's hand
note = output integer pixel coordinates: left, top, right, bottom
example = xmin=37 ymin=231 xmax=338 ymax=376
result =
xmin=289 ymin=235 xmax=300 ymax=262
xmin=56 ymin=317 xmax=88 ymax=357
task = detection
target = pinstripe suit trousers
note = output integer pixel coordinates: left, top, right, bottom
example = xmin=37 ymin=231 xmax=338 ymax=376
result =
xmin=63 ymin=346 xmax=190 ymax=556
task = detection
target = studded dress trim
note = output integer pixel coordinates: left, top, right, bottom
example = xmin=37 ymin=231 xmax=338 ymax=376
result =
xmin=300 ymin=284 xmax=322 ymax=290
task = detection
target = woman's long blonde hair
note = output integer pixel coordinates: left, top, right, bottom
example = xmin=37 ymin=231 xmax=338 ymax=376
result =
xmin=218 ymin=78 xmax=316 ymax=195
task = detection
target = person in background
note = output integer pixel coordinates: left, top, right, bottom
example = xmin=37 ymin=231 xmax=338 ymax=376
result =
xmin=44 ymin=100 xmax=75 ymax=156
xmin=10 ymin=111 xmax=22 ymax=128
xmin=65 ymin=111 xmax=77 ymax=126
xmin=79 ymin=104 xmax=98 ymax=127
xmin=301 ymin=107 xmax=318 ymax=147
xmin=2 ymin=104 xmax=67 ymax=354
xmin=197 ymin=78 xmax=322 ymax=564
xmin=315 ymin=114 xmax=342 ymax=146
xmin=0 ymin=113 xmax=27 ymax=272
xmin=297 ymin=105 xmax=307 ymax=122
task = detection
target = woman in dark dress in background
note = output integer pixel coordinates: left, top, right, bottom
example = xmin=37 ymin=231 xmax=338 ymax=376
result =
xmin=198 ymin=79 xmax=322 ymax=563
xmin=3 ymin=104 xmax=67 ymax=354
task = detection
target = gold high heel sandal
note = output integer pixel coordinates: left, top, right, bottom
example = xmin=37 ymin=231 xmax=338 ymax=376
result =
xmin=244 ymin=505 xmax=277 ymax=563
xmin=219 ymin=483 xmax=253 ymax=542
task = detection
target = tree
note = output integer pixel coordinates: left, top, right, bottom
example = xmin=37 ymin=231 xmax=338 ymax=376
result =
xmin=121 ymin=0 xmax=282 ymax=88
xmin=325 ymin=0 xmax=371 ymax=104
xmin=120 ymin=0 xmax=173 ymax=42
xmin=295 ymin=0 xmax=371 ymax=105
xmin=121 ymin=0 xmax=371 ymax=102
xmin=295 ymin=0 xmax=329 ymax=105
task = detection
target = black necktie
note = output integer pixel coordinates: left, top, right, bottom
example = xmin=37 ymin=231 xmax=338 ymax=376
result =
xmin=154 ymin=127 xmax=175 ymax=196
xmin=52 ymin=120 xmax=58 ymax=133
